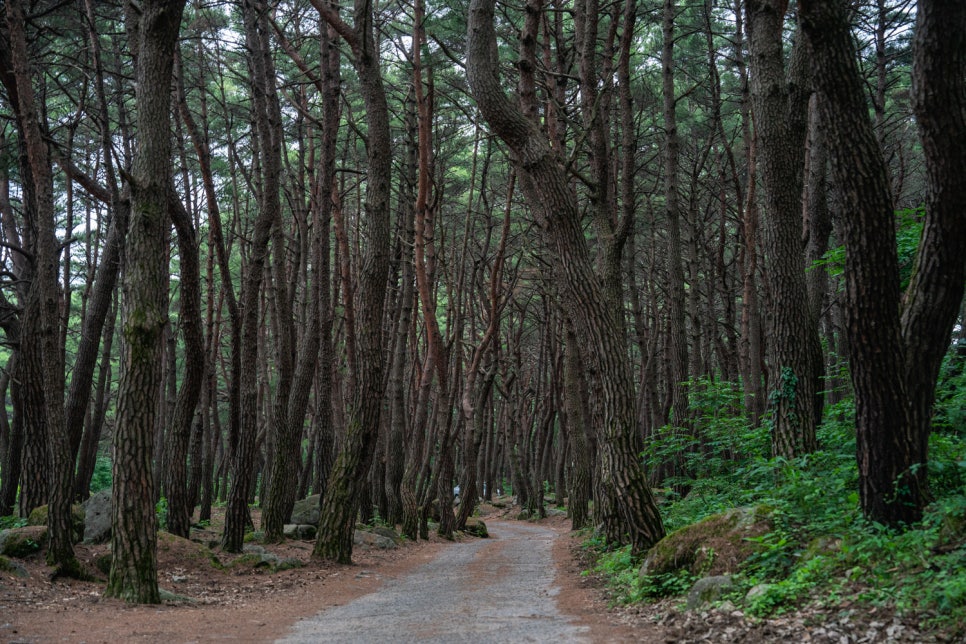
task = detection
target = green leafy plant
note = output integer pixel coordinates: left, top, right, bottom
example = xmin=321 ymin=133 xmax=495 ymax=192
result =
xmin=156 ymin=496 xmax=169 ymax=530
xmin=0 ymin=515 xmax=28 ymax=530
xmin=90 ymin=454 xmax=113 ymax=493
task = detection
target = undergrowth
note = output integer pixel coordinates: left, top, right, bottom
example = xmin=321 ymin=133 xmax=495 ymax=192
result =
xmin=586 ymin=367 xmax=966 ymax=636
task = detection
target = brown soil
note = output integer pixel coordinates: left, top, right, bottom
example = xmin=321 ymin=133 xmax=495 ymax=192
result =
xmin=2 ymin=504 xmax=950 ymax=643
xmin=1 ymin=504 xmax=645 ymax=643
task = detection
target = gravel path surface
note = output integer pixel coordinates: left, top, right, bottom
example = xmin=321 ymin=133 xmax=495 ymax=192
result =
xmin=277 ymin=521 xmax=592 ymax=643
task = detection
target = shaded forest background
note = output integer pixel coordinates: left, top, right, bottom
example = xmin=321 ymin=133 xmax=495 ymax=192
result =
xmin=0 ymin=0 xmax=964 ymax=609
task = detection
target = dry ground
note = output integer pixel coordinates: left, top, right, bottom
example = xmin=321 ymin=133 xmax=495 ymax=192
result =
xmin=1 ymin=503 xmax=950 ymax=643
xmin=1 ymin=504 xmax=649 ymax=643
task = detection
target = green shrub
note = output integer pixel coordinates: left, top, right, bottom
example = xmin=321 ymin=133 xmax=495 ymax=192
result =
xmin=90 ymin=454 xmax=113 ymax=493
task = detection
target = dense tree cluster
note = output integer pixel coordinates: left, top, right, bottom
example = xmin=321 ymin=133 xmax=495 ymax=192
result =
xmin=0 ymin=0 xmax=962 ymax=602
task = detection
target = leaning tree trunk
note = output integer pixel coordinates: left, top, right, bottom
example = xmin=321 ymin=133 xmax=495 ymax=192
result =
xmin=3 ymin=0 xmax=76 ymax=575
xmin=902 ymin=0 xmax=966 ymax=497
xmin=467 ymin=0 xmax=665 ymax=552
xmin=107 ymin=0 xmax=186 ymax=603
xmin=798 ymin=0 xmax=919 ymax=525
xmin=799 ymin=0 xmax=966 ymax=526
xmin=162 ymin=197 xmax=206 ymax=539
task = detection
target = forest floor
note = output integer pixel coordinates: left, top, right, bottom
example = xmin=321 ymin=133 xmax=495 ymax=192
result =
xmin=0 ymin=501 xmax=948 ymax=643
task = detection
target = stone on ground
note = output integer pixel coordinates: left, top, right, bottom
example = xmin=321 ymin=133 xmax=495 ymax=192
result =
xmin=82 ymin=490 xmax=112 ymax=544
xmin=685 ymin=575 xmax=734 ymax=610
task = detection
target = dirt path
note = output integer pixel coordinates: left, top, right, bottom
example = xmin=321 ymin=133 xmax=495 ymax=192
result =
xmin=279 ymin=521 xmax=642 ymax=643
xmin=2 ymin=515 xmax=651 ymax=643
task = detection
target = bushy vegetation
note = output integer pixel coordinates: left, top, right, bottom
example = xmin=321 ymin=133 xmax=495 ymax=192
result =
xmin=586 ymin=364 xmax=966 ymax=635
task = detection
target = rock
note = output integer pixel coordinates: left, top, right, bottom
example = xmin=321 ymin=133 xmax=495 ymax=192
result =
xmin=745 ymin=583 xmax=772 ymax=601
xmin=0 ymin=526 xmax=47 ymax=558
xmin=367 ymin=525 xmax=402 ymax=544
xmin=353 ymin=530 xmax=397 ymax=550
xmin=0 ymin=554 xmax=29 ymax=577
xmin=82 ymin=490 xmax=112 ymax=544
xmin=158 ymin=588 xmax=196 ymax=603
xmin=640 ymin=506 xmax=773 ymax=580
xmin=289 ymin=494 xmax=321 ymax=525
xmin=685 ymin=575 xmax=733 ymax=610
xmin=27 ymin=504 xmax=86 ymax=543
xmin=94 ymin=553 xmax=112 ymax=575
xmin=463 ymin=517 xmax=489 ymax=538
xmin=234 ymin=552 xmax=280 ymax=568
xmin=275 ymin=557 xmax=303 ymax=571
xmin=283 ymin=524 xmax=317 ymax=540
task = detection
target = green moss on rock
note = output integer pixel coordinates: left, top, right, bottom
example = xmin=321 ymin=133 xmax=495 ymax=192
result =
xmin=26 ymin=504 xmax=86 ymax=543
xmin=0 ymin=554 xmax=29 ymax=577
xmin=0 ymin=526 xmax=47 ymax=558
xmin=640 ymin=506 xmax=773 ymax=580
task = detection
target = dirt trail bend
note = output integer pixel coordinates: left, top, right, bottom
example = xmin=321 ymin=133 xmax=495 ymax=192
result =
xmin=277 ymin=521 xmax=592 ymax=643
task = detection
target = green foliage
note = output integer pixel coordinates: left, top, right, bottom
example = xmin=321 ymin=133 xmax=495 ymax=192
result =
xmin=644 ymin=378 xmax=767 ymax=502
xmin=90 ymin=454 xmax=113 ymax=493
xmin=156 ymin=497 xmax=168 ymax=530
xmin=0 ymin=515 xmax=28 ymax=530
xmin=591 ymin=369 xmax=966 ymax=635
xmin=809 ymin=206 xmax=923 ymax=291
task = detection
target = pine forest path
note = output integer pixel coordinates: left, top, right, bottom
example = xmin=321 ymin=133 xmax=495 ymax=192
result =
xmin=277 ymin=520 xmax=644 ymax=643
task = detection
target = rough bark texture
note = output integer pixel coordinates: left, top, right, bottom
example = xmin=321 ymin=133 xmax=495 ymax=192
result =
xmin=467 ymin=0 xmax=665 ymax=552
xmin=746 ymin=0 xmax=819 ymax=457
xmin=223 ymin=0 xmax=282 ymax=552
xmin=662 ymin=0 xmax=690 ymax=432
xmin=903 ymin=0 xmax=966 ymax=490
xmin=312 ymin=0 xmax=392 ymax=564
xmin=107 ymin=0 xmax=186 ymax=602
xmin=798 ymin=0 xmax=922 ymax=525
xmin=3 ymin=0 xmax=75 ymax=574
xmin=162 ymin=197 xmax=205 ymax=538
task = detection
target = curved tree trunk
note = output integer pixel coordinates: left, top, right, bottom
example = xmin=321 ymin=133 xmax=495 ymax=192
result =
xmin=3 ymin=0 xmax=76 ymax=575
xmin=222 ymin=0 xmax=283 ymax=553
xmin=800 ymin=0 xmax=965 ymax=526
xmin=467 ymin=0 xmax=665 ymax=552
xmin=162 ymin=196 xmax=206 ymax=538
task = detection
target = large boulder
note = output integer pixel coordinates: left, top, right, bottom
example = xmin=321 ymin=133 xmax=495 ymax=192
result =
xmin=27 ymin=503 xmax=86 ymax=543
xmin=353 ymin=529 xmax=397 ymax=550
xmin=463 ymin=517 xmax=488 ymax=538
xmin=0 ymin=525 xmax=47 ymax=558
xmin=284 ymin=524 xmax=317 ymax=540
xmin=82 ymin=489 xmax=112 ymax=544
xmin=0 ymin=554 xmax=29 ymax=577
xmin=366 ymin=525 xmax=402 ymax=544
xmin=640 ymin=506 xmax=772 ymax=580
xmin=289 ymin=494 xmax=321 ymax=526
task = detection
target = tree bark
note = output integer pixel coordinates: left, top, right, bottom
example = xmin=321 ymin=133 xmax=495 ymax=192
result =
xmin=902 ymin=0 xmax=966 ymax=494
xmin=162 ymin=195 xmax=206 ymax=538
xmin=107 ymin=0 xmax=186 ymax=602
xmin=746 ymin=0 xmax=819 ymax=457
xmin=312 ymin=0 xmax=392 ymax=563
xmin=799 ymin=0 xmax=965 ymax=525
xmin=467 ymin=0 xmax=665 ymax=552
xmin=3 ymin=0 xmax=76 ymax=574
xmin=223 ymin=0 xmax=283 ymax=552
